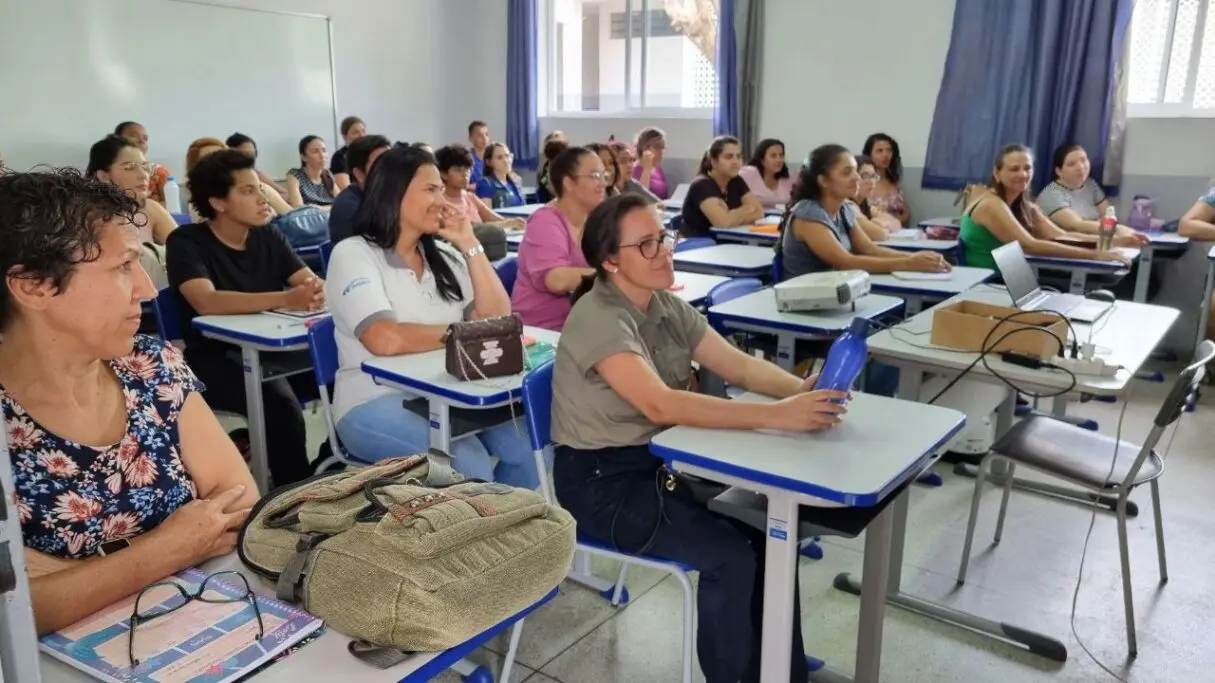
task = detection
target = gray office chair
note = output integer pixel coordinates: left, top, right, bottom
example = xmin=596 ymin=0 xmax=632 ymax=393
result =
xmin=957 ymin=341 xmax=1214 ymax=659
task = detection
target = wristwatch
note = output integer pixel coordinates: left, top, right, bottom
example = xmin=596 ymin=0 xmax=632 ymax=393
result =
xmin=463 ymin=243 xmax=485 ymax=259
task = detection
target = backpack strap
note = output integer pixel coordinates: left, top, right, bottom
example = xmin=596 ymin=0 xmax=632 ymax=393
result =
xmin=347 ymin=640 xmax=416 ymax=668
xmin=275 ymin=531 xmax=329 ymax=603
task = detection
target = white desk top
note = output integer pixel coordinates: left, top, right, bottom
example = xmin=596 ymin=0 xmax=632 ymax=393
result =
xmin=708 ymin=289 xmax=905 ymax=336
xmin=918 ymin=216 xmax=961 ymax=229
xmin=1026 ymin=247 xmax=1140 ymax=272
xmin=496 ymin=203 xmax=547 ymax=217
xmin=362 ymin=327 xmax=561 ymax=407
xmin=673 ymin=244 xmax=774 ymax=277
xmin=867 ymin=287 xmax=1179 ymax=395
xmin=662 ymin=198 xmax=781 ymax=217
xmin=868 ymin=267 xmax=994 ymax=298
xmin=672 ymin=271 xmax=730 ymax=306
xmin=1148 ymin=232 xmax=1189 ymax=246
xmin=651 ymin=392 xmax=965 ymax=506
xmin=39 ymin=554 xmax=557 ymax=683
xmin=710 ymin=226 xmax=779 ymax=243
xmin=881 ymin=238 xmax=958 ymax=253
xmin=193 ymin=313 xmax=322 ymax=348
xmin=506 ymin=231 xmax=524 ymax=247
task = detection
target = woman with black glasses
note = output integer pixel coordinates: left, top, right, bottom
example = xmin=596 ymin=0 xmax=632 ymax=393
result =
xmin=0 ymin=169 xmax=257 ymax=635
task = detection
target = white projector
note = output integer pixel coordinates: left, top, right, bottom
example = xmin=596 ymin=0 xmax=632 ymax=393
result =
xmin=773 ymin=270 xmax=871 ymax=312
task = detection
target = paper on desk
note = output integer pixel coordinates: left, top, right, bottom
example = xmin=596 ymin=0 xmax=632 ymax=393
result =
xmin=891 ymin=271 xmax=953 ymax=281
xmin=886 ymin=229 xmax=923 ymax=241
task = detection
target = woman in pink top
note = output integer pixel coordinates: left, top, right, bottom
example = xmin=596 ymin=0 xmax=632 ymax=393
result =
xmin=738 ymin=138 xmax=793 ymax=209
xmin=632 ymin=127 xmax=670 ymax=199
xmin=512 ymin=146 xmax=606 ymax=330
xmin=435 ymin=145 xmax=525 ymax=229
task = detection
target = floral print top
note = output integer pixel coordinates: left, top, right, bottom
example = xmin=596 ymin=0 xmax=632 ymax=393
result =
xmin=3 ymin=335 xmax=201 ymax=559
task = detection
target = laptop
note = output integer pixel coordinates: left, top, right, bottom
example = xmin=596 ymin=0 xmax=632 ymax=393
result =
xmin=991 ymin=242 xmax=1112 ymax=323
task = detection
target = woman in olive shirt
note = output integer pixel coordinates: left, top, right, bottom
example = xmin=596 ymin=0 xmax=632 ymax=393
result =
xmin=551 ymin=193 xmax=848 ymax=683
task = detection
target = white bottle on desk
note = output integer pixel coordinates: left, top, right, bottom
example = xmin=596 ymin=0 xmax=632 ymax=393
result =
xmin=162 ymin=176 xmax=182 ymax=214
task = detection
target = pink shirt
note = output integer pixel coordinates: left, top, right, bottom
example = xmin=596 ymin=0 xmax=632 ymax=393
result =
xmin=738 ymin=166 xmax=793 ymax=209
xmin=450 ymin=191 xmax=482 ymax=223
xmin=511 ymin=206 xmax=589 ymax=331
xmin=633 ymin=163 xmax=670 ymax=199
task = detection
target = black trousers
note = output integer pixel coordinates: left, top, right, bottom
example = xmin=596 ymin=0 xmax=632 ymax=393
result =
xmin=187 ymin=349 xmax=319 ymax=487
xmin=554 ymin=444 xmax=808 ymax=683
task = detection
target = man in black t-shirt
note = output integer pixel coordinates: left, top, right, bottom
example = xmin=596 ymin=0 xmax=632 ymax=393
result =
xmin=330 ymin=115 xmax=366 ymax=192
xmin=167 ymin=150 xmax=325 ymax=486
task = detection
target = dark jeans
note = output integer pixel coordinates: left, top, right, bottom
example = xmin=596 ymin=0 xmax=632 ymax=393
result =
xmin=187 ymin=348 xmax=319 ymax=486
xmin=554 ymin=444 xmax=808 ymax=683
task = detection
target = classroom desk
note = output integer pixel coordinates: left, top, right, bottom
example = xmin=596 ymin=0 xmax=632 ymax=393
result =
xmin=360 ymin=327 xmax=560 ymax=454
xmin=662 ymin=198 xmax=781 ymax=217
xmin=651 ymin=393 xmax=965 ymax=683
xmin=294 ymin=243 xmax=323 ymax=258
xmin=880 ymin=237 xmax=958 ymax=254
xmin=496 ymin=202 xmax=547 ymax=218
xmin=1197 ymin=245 xmax=1215 ymax=356
xmin=671 ymin=271 xmax=730 ymax=307
xmin=38 ymin=554 xmax=557 ymax=683
xmin=917 ymin=216 xmax=961 ymax=230
xmin=867 ymin=267 xmax=994 ymax=315
xmin=1025 ymin=247 xmax=1139 ymax=294
xmin=849 ymin=288 xmax=1178 ymax=661
xmin=711 ymin=225 xmax=779 ymax=246
xmin=192 ymin=313 xmax=320 ymax=493
xmin=673 ymin=244 xmax=774 ymax=278
xmin=707 ymin=289 xmax=904 ymax=371
xmin=506 ymin=231 xmax=524 ymax=251
xmin=1136 ymin=233 xmax=1190 ymax=302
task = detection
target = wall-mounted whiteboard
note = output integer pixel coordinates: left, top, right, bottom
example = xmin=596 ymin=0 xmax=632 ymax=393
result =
xmin=0 ymin=0 xmax=338 ymax=178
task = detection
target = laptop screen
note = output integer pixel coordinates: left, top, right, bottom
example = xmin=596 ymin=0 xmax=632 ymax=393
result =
xmin=991 ymin=242 xmax=1042 ymax=306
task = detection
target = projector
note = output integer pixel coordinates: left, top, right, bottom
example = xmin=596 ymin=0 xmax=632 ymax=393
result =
xmin=773 ymin=270 xmax=871 ymax=312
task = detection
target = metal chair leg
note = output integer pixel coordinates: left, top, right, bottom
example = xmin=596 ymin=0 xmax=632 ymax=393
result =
xmin=499 ymin=619 xmax=525 ymax=683
xmin=1116 ymin=497 xmax=1139 ymax=658
xmin=994 ymin=460 xmax=1015 ymax=544
xmin=610 ymin=564 xmax=630 ymax=607
xmin=957 ymin=455 xmax=991 ymax=584
xmin=672 ymin=570 xmax=696 ymax=683
xmin=1150 ymin=479 xmax=1168 ymax=583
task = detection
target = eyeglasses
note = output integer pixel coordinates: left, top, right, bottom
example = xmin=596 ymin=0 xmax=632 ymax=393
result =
xmin=128 ymin=570 xmax=263 ymax=667
xmin=578 ymin=171 xmax=609 ymax=183
xmin=620 ymin=232 xmax=677 ymax=259
xmin=860 ymin=172 xmax=880 ymax=181
xmin=116 ymin=161 xmax=154 ymax=174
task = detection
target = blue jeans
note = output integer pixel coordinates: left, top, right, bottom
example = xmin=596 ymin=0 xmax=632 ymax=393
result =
xmin=336 ymin=394 xmax=539 ymax=489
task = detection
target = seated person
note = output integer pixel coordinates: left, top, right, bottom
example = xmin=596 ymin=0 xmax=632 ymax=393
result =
xmin=0 ymin=168 xmax=256 ymax=633
xmin=286 ymin=135 xmax=339 ymax=209
xmin=226 ymin=132 xmax=289 ymax=197
xmin=185 ymin=138 xmax=292 ymax=221
xmin=475 ymin=142 xmax=526 ymax=209
xmin=535 ymin=136 xmax=569 ymax=205
xmin=86 ymin=135 xmax=178 ymax=289
xmin=512 ymin=146 xmax=604 ymax=330
xmin=633 ymin=127 xmax=671 ymax=199
xmin=861 ymin=132 xmax=911 ymax=226
xmin=587 ymin=142 xmax=623 ymax=198
xmin=553 ymin=193 xmax=848 ymax=683
xmin=466 ymin=120 xmax=491 ymax=187
xmin=680 ymin=136 xmax=765 ymax=238
xmin=738 ymin=138 xmax=793 ymax=209
xmin=329 ymin=134 xmax=391 ymax=245
xmin=1180 ymin=185 xmax=1215 ymax=241
xmin=115 ymin=121 xmax=171 ymax=205
xmin=166 ymin=150 xmax=324 ymax=486
xmin=779 ymin=144 xmax=950 ymax=280
xmin=851 ymin=154 xmax=903 ymax=237
xmin=607 ymin=140 xmax=658 ymax=200
xmin=1037 ymin=143 xmax=1146 ymax=243
xmin=331 ymin=115 xmax=366 ymax=191
xmin=960 ymin=144 xmax=1137 ymax=271
xmin=323 ymin=145 xmax=538 ymax=488
xmin=435 ymin=145 xmax=525 ymax=230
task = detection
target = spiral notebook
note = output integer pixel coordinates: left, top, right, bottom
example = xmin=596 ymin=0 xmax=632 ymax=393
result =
xmin=39 ymin=568 xmax=323 ymax=683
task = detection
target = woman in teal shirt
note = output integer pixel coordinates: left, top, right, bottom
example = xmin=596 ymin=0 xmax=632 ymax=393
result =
xmin=960 ymin=144 xmax=1137 ymax=270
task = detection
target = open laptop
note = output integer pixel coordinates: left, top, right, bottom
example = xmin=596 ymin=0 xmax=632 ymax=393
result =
xmin=991 ymin=242 xmax=1112 ymax=323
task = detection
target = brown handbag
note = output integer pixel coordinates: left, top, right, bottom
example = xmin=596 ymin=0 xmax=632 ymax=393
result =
xmin=445 ymin=314 xmax=525 ymax=381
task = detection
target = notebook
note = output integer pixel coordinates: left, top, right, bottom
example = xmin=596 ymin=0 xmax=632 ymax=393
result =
xmin=40 ymin=568 xmax=324 ymax=683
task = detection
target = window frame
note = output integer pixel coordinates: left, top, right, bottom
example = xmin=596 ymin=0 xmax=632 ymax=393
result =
xmin=1128 ymin=0 xmax=1215 ymax=117
xmin=540 ymin=0 xmax=716 ymax=120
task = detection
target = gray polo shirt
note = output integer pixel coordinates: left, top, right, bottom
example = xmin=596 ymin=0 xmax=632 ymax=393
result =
xmin=1036 ymin=179 xmax=1106 ymax=221
xmin=551 ymin=277 xmax=708 ymax=449
xmin=778 ymin=199 xmax=859 ymax=280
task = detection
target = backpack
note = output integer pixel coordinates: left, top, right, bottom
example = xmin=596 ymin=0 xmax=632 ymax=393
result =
xmin=238 ymin=453 xmax=575 ymax=662
xmin=272 ymin=206 xmax=330 ymax=249
xmin=473 ymin=223 xmax=509 ymax=261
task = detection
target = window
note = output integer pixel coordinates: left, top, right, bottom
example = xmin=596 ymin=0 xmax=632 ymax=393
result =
xmin=543 ymin=0 xmax=719 ymax=116
xmin=1127 ymin=0 xmax=1215 ymax=115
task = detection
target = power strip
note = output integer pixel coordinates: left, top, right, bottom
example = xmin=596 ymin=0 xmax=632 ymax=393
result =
xmin=1053 ymin=356 xmax=1119 ymax=376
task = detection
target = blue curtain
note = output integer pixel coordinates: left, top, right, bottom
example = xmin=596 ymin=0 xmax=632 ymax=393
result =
xmin=506 ymin=0 xmax=540 ymax=170
xmin=713 ymin=0 xmax=738 ymax=137
xmin=921 ymin=0 xmax=1135 ymax=193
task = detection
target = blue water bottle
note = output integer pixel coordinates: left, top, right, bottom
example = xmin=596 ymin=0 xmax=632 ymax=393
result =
xmin=814 ymin=317 xmax=871 ymax=400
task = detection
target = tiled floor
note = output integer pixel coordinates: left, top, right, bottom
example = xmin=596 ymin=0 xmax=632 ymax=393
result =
xmin=282 ymin=370 xmax=1214 ymax=683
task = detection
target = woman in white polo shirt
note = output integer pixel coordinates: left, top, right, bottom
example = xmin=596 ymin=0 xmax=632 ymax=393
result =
xmin=323 ymin=145 xmax=538 ymax=488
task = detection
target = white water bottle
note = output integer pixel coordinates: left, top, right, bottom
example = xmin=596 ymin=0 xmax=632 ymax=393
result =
xmin=162 ymin=176 xmax=182 ymax=214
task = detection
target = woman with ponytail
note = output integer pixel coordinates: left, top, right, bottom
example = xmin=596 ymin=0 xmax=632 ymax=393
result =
xmin=678 ymin=135 xmax=764 ymax=237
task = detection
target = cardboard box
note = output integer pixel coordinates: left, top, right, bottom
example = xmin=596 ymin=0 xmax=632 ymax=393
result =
xmin=930 ymin=300 xmax=1067 ymax=358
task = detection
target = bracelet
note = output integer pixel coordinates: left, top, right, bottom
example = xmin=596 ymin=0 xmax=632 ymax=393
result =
xmin=463 ymin=243 xmax=485 ymax=259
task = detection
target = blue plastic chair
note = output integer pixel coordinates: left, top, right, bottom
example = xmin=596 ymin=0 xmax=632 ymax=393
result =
xmin=771 ymin=250 xmax=784 ymax=282
xmin=171 ymin=213 xmax=192 ymax=226
xmin=705 ymin=277 xmax=763 ymax=307
xmin=674 ymin=237 xmax=715 ymax=253
xmin=305 ymin=317 xmax=370 ymax=473
xmin=153 ymin=287 xmax=181 ymax=341
xmin=319 ymin=240 xmax=334 ymax=274
xmin=520 ymin=362 xmax=696 ymax=683
xmin=494 ymin=255 xmax=519 ymax=295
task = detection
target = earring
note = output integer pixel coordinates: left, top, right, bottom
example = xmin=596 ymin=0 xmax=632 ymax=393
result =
xmin=606 ymin=265 xmax=618 ymax=274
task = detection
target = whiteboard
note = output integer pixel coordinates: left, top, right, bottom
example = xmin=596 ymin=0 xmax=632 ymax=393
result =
xmin=0 ymin=0 xmax=338 ymax=179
